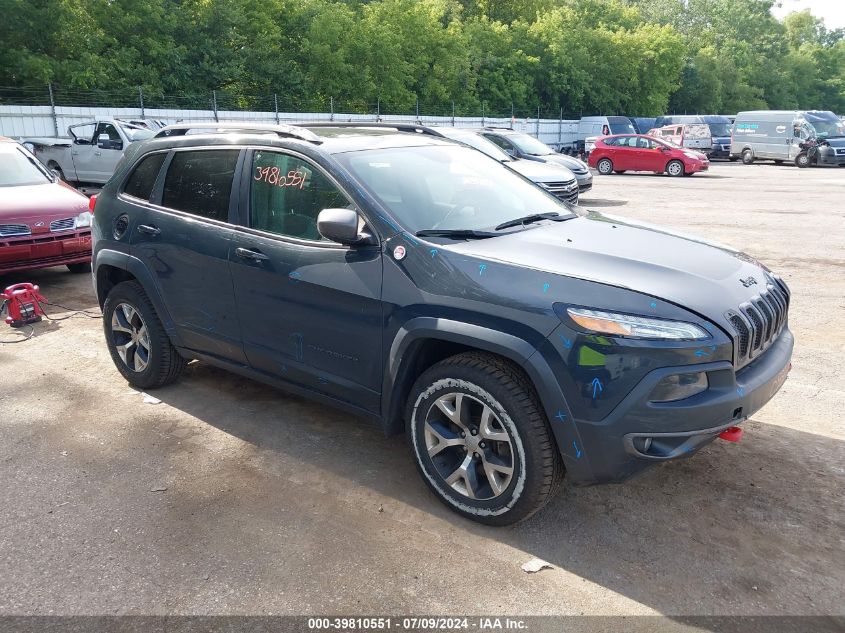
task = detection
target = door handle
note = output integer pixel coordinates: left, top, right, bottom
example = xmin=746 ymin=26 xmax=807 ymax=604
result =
xmin=235 ymin=247 xmax=269 ymax=261
xmin=137 ymin=224 xmax=161 ymax=236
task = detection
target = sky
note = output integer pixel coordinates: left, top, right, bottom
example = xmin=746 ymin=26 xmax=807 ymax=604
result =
xmin=770 ymin=0 xmax=845 ymax=29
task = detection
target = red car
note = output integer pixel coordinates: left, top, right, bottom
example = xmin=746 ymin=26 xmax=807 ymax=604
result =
xmin=0 ymin=138 xmax=92 ymax=275
xmin=588 ymin=133 xmax=709 ymax=177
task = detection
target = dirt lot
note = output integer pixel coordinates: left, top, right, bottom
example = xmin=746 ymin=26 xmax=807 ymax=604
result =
xmin=0 ymin=162 xmax=843 ymax=619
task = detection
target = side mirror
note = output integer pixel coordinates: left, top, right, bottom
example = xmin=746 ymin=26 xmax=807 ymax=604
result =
xmin=97 ymin=134 xmax=123 ymax=150
xmin=317 ymin=208 xmax=368 ymax=245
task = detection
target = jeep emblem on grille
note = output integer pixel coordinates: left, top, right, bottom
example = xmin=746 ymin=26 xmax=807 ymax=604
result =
xmin=740 ymin=276 xmax=757 ymax=288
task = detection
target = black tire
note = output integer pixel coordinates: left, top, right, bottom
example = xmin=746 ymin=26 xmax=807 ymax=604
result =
xmin=406 ymin=352 xmax=564 ymax=526
xmin=795 ymin=152 xmax=810 ymax=168
xmin=596 ymin=158 xmax=613 ymax=175
xmin=666 ymin=159 xmax=685 ymax=177
xmin=741 ymin=149 xmax=754 ymax=165
xmin=67 ymin=262 xmax=91 ymax=274
xmin=102 ymin=281 xmax=185 ymax=389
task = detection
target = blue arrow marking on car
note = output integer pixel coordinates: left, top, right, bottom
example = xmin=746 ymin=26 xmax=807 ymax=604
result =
xmin=478 ymin=264 xmax=487 ymax=275
xmin=591 ymin=378 xmax=603 ymax=399
xmin=430 ymin=248 xmax=438 ymax=258
xmin=543 ymin=282 xmax=550 ymax=293
xmin=555 ymin=410 xmax=567 ymax=422
xmin=558 ymin=334 xmax=572 ymax=349
xmin=573 ymin=440 xmax=582 ymax=459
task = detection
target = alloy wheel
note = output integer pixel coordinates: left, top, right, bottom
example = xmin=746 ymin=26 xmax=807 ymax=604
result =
xmin=423 ymin=392 xmax=515 ymax=500
xmin=667 ymin=161 xmax=684 ymax=176
xmin=110 ymin=302 xmax=151 ymax=372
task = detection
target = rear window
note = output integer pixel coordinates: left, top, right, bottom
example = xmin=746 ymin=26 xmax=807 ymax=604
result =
xmin=123 ymin=153 xmax=166 ymax=200
xmin=161 ymin=150 xmax=239 ymax=221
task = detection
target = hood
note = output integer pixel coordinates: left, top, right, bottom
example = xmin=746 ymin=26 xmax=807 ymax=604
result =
xmin=540 ymin=154 xmax=589 ymax=174
xmin=0 ymin=181 xmax=89 ymax=222
xmin=713 ymin=136 xmax=731 ymax=144
xmin=508 ymin=159 xmax=576 ymax=184
xmin=447 ymin=211 xmax=774 ymax=331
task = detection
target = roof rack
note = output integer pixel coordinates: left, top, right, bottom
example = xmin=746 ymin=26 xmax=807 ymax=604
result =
xmin=302 ymin=121 xmax=441 ymax=136
xmin=154 ymin=122 xmax=322 ymax=144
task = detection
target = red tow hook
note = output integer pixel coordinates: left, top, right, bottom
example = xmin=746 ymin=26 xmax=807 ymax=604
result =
xmin=719 ymin=426 xmax=743 ymax=442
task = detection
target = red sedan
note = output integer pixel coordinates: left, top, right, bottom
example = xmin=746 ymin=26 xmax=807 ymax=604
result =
xmin=588 ymin=134 xmax=709 ymax=177
xmin=0 ymin=138 xmax=92 ymax=275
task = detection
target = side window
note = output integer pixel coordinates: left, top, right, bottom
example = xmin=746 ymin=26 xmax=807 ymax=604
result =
xmin=250 ymin=151 xmax=350 ymax=242
xmin=96 ymin=123 xmax=121 ymax=143
xmin=123 ymin=153 xmax=166 ymax=200
xmin=603 ymin=137 xmax=619 ymax=146
xmin=638 ymin=137 xmax=655 ymax=149
xmin=161 ymin=149 xmax=239 ymax=221
xmin=485 ymin=134 xmax=514 ymax=152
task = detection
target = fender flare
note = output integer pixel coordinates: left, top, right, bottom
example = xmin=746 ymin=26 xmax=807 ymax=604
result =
xmin=94 ymin=249 xmax=182 ymax=347
xmin=382 ymin=317 xmax=595 ymax=482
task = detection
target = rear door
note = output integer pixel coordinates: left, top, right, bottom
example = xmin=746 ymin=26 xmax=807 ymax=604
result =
xmin=131 ymin=147 xmax=247 ymax=363
xmin=228 ymin=148 xmax=384 ymax=412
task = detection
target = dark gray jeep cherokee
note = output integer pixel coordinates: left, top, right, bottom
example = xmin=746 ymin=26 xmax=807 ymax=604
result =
xmin=91 ymin=122 xmax=793 ymax=525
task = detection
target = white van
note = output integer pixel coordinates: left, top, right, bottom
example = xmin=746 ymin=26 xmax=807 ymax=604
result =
xmin=648 ymin=123 xmax=712 ymax=152
xmin=578 ymin=116 xmax=636 ymax=156
xmin=731 ymin=110 xmax=845 ymax=167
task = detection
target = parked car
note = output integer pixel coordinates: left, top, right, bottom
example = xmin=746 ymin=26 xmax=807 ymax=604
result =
xmin=24 ymin=118 xmax=156 ymax=187
xmin=0 ymin=138 xmax=92 ymax=275
xmin=409 ymin=126 xmax=579 ymax=205
xmin=648 ymin=123 xmax=713 ymax=153
xmin=700 ymin=115 xmax=734 ymax=159
xmin=588 ymin=134 xmax=709 ymax=176
xmin=92 ymin=122 xmax=791 ymax=525
xmin=731 ymin=110 xmax=845 ymax=167
xmin=479 ymin=128 xmax=593 ymax=192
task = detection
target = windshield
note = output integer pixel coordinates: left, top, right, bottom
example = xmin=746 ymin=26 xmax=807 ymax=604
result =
xmin=803 ymin=112 xmax=845 ymax=139
xmin=437 ymin=130 xmax=512 ymax=162
xmin=336 ymin=145 xmax=573 ymax=233
xmin=0 ymin=145 xmax=53 ymax=187
xmin=125 ymin=128 xmax=155 ymax=142
xmin=701 ymin=116 xmax=732 ymax=137
xmin=608 ymin=117 xmax=636 ymax=134
xmin=508 ymin=133 xmax=555 ymax=156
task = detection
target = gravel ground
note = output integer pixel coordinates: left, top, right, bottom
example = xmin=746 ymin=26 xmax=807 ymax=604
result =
xmin=0 ymin=162 xmax=843 ymax=619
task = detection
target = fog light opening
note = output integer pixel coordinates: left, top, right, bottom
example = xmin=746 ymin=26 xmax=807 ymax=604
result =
xmin=649 ymin=371 xmax=709 ymax=403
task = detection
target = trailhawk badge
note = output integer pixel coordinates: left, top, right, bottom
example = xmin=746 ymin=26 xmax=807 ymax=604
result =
xmin=740 ymin=276 xmax=758 ymax=288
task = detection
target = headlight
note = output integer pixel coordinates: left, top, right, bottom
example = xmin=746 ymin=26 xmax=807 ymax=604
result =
xmin=74 ymin=211 xmax=92 ymax=228
xmin=566 ymin=307 xmax=709 ymax=340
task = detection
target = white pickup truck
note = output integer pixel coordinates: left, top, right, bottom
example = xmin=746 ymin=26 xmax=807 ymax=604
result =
xmin=24 ymin=118 xmax=158 ymax=188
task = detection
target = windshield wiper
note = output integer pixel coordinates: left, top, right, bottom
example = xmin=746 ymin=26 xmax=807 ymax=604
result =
xmin=494 ymin=212 xmax=567 ymax=231
xmin=415 ymin=229 xmax=498 ymax=239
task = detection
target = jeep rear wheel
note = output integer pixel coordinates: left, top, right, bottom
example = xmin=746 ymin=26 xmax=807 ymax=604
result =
xmin=407 ymin=352 xmax=564 ymax=525
xmin=103 ymin=281 xmax=185 ymax=389
xmin=596 ymin=158 xmax=613 ymax=175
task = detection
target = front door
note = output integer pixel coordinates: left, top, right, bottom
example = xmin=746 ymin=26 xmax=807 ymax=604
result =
xmin=131 ymin=147 xmax=247 ymax=363
xmin=637 ymin=136 xmax=665 ymax=171
xmin=74 ymin=122 xmax=124 ymax=183
xmin=229 ymin=148 xmax=384 ymax=413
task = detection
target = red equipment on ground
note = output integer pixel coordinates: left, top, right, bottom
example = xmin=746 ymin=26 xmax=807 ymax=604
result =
xmin=1 ymin=283 xmax=47 ymax=328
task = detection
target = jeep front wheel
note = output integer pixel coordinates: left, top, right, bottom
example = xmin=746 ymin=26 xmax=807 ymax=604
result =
xmin=407 ymin=352 xmax=563 ymax=525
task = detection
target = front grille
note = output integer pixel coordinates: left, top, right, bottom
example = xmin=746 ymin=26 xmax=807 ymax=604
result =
xmin=0 ymin=223 xmax=30 ymax=237
xmin=50 ymin=217 xmax=75 ymax=232
xmin=544 ymin=180 xmax=579 ymax=205
xmin=726 ymin=279 xmax=790 ymax=366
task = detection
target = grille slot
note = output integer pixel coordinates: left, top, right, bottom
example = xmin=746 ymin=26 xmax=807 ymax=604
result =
xmin=743 ymin=305 xmax=765 ymax=351
xmin=50 ymin=217 xmax=75 ymax=232
xmin=0 ymin=223 xmax=31 ymax=237
xmin=729 ymin=314 xmax=750 ymax=358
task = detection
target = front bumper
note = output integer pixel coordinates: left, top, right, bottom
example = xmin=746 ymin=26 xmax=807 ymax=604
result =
xmin=563 ymin=329 xmax=793 ymax=485
xmin=818 ymin=147 xmax=845 ymax=165
xmin=0 ymin=230 xmax=92 ymax=274
xmin=709 ymin=144 xmax=731 ymax=159
xmin=575 ymin=172 xmax=593 ymax=192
